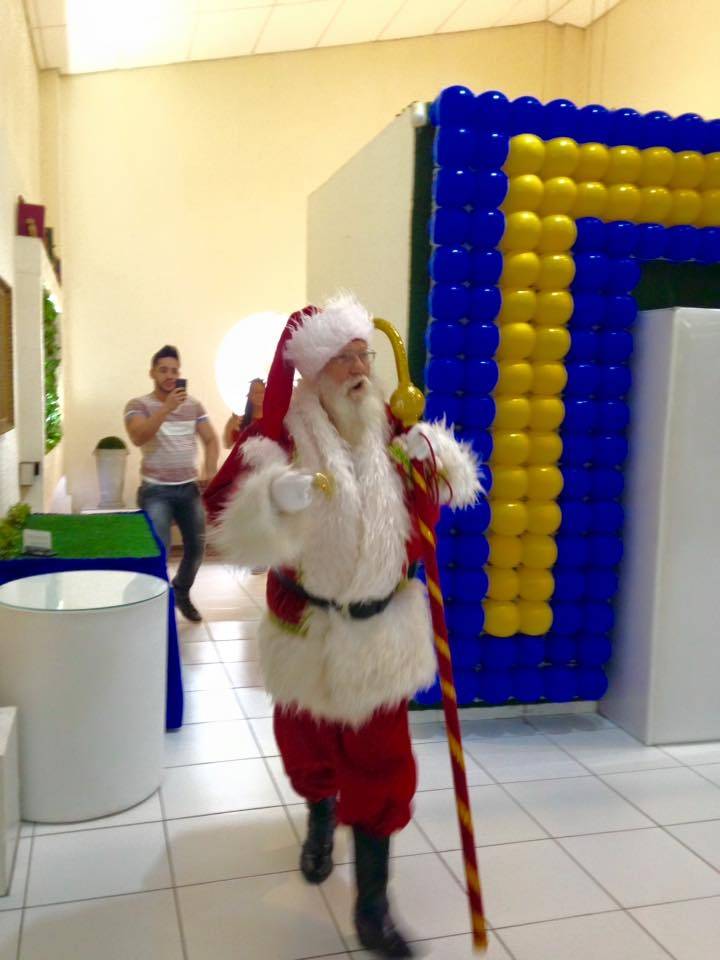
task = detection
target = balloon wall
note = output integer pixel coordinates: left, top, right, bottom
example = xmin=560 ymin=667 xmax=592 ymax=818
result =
xmin=417 ymin=88 xmax=720 ymax=708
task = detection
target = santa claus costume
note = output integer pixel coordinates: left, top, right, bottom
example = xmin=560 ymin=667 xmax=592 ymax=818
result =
xmin=204 ymin=293 xmax=481 ymax=958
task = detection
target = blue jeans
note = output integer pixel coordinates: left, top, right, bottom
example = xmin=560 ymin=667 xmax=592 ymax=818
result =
xmin=138 ymin=481 xmax=205 ymax=592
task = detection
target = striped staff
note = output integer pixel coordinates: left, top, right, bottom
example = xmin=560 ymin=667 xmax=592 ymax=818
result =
xmin=374 ymin=318 xmax=488 ymax=953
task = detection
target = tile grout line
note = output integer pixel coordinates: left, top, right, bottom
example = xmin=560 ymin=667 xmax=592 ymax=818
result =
xmin=15 ymin=828 xmax=35 ymax=960
xmin=158 ymin=787 xmax=190 ymax=960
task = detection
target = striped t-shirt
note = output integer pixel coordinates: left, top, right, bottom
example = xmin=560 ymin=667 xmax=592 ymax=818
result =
xmin=124 ymin=393 xmax=209 ymax=484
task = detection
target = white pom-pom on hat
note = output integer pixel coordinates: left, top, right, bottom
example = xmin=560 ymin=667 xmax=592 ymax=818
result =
xmin=285 ymin=291 xmax=374 ymax=380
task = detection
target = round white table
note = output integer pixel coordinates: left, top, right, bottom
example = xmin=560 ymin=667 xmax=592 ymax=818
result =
xmin=0 ymin=570 xmax=168 ymax=823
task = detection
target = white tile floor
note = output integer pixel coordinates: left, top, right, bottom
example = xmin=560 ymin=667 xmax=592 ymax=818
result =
xmin=2 ymin=561 xmax=720 ymax=959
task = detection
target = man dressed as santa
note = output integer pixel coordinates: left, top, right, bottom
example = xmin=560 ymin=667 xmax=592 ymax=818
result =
xmin=205 ymin=292 xmax=482 ymax=958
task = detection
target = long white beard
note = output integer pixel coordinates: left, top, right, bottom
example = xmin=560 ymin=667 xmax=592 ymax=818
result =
xmin=317 ymin=373 xmax=385 ymax=446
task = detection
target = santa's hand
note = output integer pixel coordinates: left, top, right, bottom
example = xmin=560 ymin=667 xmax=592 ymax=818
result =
xmin=405 ymin=425 xmax=434 ymax=462
xmin=271 ymin=471 xmax=315 ymax=513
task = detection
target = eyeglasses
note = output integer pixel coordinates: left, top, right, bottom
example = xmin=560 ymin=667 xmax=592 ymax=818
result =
xmin=331 ymin=350 xmax=376 ymax=367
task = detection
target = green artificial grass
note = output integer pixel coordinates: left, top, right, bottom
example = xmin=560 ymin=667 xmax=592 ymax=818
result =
xmin=24 ymin=513 xmax=160 ymax=559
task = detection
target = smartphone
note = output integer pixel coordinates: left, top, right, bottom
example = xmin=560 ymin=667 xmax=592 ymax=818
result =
xmin=175 ymin=378 xmax=187 ymax=391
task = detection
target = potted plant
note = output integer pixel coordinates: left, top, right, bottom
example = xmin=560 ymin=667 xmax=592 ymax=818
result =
xmin=93 ymin=436 xmax=128 ymax=509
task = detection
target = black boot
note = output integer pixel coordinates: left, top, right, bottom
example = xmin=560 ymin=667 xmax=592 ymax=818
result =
xmin=173 ymin=587 xmax=202 ymax=622
xmin=300 ymin=798 xmax=336 ymax=884
xmin=353 ymin=827 xmax=414 ymax=958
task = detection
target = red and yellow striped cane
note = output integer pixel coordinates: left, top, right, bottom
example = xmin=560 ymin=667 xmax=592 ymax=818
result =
xmin=374 ymin=319 xmax=488 ymax=953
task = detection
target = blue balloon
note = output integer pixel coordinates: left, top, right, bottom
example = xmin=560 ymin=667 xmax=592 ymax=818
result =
xmin=593 ymin=434 xmax=629 ymax=467
xmin=434 ymin=168 xmax=479 ymax=208
xmin=543 ymin=666 xmax=577 ymax=702
xmin=455 ymin=500 xmax=492 ymax=533
xmin=596 ymin=399 xmax=630 ymax=431
xmin=516 ymin=634 xmax=546 ymax=666
xmin=414 ymin=677 xmax=440 ymax=706
xmin=574 ymin=217 xmax=606 ymax=254
xmin=576 ymin=665 xmax=609 ymax=700
xmin=456 ymin=428 xmax=493 ymax=462
xmin=608 ymin=107 xmax=642 ymax=147
xmin=429 ymin=284 xmax=469 ymax=322
xmin=426 ymin=357 xmax=464 ymax=393
xmin=509 ymin=95 xmax=544 ymax=135
xmin=555 ymin=534 xmax=589 ymax=567
xmin=475 ymin=170 xmax=509 ymax=208
xmin=437 ymin=536 xmax=455 ymax=569
xmin=640 ymin=111 xmax=673 ymax=149
xmin=470 ymin=206 xmax=506 ymax=246
xmin=433 ymin=85 xmax=477 ymax=126
xmin=465 ymin=321 xmax=500 ymax=358
xmin=567 ymin=330 xmax=600 ymax=363
xmin=697 ymin=227 xmax=720 ymax=264
xmin=474 ymin=130 xmax=510 ymax=169
xmin=465 ymin=359 xmax=499 ymax=394
xmin=512 ymin=666 xmax=544 ymax=702
xmin=703 ymin=118 xmax=720 ymax=154
xmin=563 ymin=398 xmax=597 ymax=432
xmin=598 ymin=331 xmax=633 ymax=363
xmin=462 ymin=395 xmax=496 ymax=429
xmin=562 ymin=434 xmax=595 ymax=468
xmin=426 ymin=320 xmax=465 ymax=357
xmin=542 ymin=98 xmax=578 ymax=139
xmin=454 ymin=535 xmax=490 ymax=568
xmin=596 ymin=364 xmax=632 ymax=399
xmin=450 ymin=636 xmax=483 ymax=670
xmin=554 ymin=569 xmax=587 ymax=601
xmin=424 ymin=392 xmax=463 ymax=425
xmin=474 ymin=90 xmax=511 ymax=131
xmin=561 ymin=467 xmax=593 ymax=500
xmin=664 ymin=225 xmax=699 ymax=263
xmin=551 ymin=602 xmax=583 ymax=636
xmin=590 ymin=500 xmax=625 ymax=532
xmin=468 ymin=286 xmax=502 ymax=323
xmin=585 ymin=570 xmax=619 ymax=601
xmin=446 ymin=602 xmax=484 ymax=638
xmin=607 ymin=257 xmax=642 ymax=294
xmin=577 ymin=634 xmax=612 ymax=666
xmin=434 ymin=127 xmax=481 ymax=167
xmin=575 ymin=104 xmax=610 ymax=144
xmin=559 ymin=499 xmax=592 ymax=532
xmin=565 ymin=363 xmax=600 ymax=398
xmin=588 ymin=535 xmax=624 ymax=568
xmin=605 ymin=221 xmax=638 ymax=257
xmin=572 ymin=253 xmax=610 ymax=293
xmin=430 ymin=246 xmax=471 ymax=284
xmin=636 ymin=223 xmax=667 ymax=260
xmin=431 ymin=208 xmax=471 ymax=245
xmin=590 ymin=468 xmax=625 ymax=500
xmin=572 ymin=293 xmax=606 ymax=329
xmin=605 ymin=295 xmax=638 ymax=330
xmin=478 ymin=464 xmax=492 ymax=492
xmin=455 ymin=670 xmax=481 ymax=706
xmin=478 ymin=669 xmax=513 ymax=705
xmin=671 ymin=112 xmax=706 ymax=152
xmin=546 ymin=635 xmax=577 ymax=664
xmin=480 ymin=636 xmax=518 ymax=670
xmin=470 ymin=249 xmax=503 ymax=285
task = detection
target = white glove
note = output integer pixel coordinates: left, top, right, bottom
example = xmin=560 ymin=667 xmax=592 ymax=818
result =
xmin=270 ymin=470 xmax=315 ymax=513
xmin=405 ymin=425 xmax=434 ymax=462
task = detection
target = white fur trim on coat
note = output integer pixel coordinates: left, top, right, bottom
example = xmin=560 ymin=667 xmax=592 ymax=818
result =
xmin=402 ymin=419 xmax=483 ymax=508
xmin=285 ymin=292 xmax=374 ymax=380
xmin=259 ymin=578 xmax=437 ymax=726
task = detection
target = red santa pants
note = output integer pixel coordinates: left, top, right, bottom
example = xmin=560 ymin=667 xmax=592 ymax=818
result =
xmin=273 ymin=701 xmax=416 ymax=838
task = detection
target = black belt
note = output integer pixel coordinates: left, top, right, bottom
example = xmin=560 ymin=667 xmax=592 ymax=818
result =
xmin=273 ymin=566 xmax=417 ymax=621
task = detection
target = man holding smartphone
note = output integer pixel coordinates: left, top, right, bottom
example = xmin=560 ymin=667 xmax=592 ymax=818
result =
xmin=124 ymin=344 xmax=219 ymax=622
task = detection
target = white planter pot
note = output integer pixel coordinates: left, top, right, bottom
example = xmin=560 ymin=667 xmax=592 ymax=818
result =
xmin=94 ymin=449 xmax=128 ymax=508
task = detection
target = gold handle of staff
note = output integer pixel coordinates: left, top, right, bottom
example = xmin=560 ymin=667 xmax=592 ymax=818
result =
xmin=373 ymin=318 xmax=425 ymax=428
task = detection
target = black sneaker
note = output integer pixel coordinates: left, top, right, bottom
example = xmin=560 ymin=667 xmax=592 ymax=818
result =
xmin=174 ymin=589 xmax=202 ymax=622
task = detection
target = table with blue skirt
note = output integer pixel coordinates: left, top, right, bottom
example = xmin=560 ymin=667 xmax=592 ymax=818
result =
xmin=0 ymin=511 xmax=183 ymax=729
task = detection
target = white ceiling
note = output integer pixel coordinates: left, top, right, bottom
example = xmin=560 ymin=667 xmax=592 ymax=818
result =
xmin=25 ymin=0 xmax=625 ymax=76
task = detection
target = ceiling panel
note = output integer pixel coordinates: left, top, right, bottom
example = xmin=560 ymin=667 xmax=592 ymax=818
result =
xmin=255 ymin=0 xmax=342 ymax=55
xmin=319 ymin=0 xmax=405 ymax=47
xmin=194 ymin=0 xmax=274 ymax=9
xmin=115 ymin=17 xmax=194 ymax=70
xmin=381 ymin=0 xmax=464 ymax=42
xmin=550 ymin=0 xmax=595 ymax=27
xmin=191 ymin=7 xmax=269 ymax=61
xmin=496 ymin=0 xmax=554 ymax=27
xmin=439 ymin=0 xmax=518 ymax=34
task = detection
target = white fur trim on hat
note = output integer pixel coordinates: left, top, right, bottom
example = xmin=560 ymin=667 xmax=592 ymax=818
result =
xmin=284 ymin=292 xmax=374 ymax=380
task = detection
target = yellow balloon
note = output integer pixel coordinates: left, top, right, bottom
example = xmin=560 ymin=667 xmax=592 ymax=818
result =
xmin=494 ymin=397 xmax=531 ymax=430
xmin=527 ymin=430 xmax=563 ymax=465
xmin=528 ymin=398 xmax=565 ymax=433
xmin=487 ymin=533 xmax=523 ymax=569
xmin=503 ymin=174 xmax=544 ymax=213
xmin=490 ymin=501 xmax=528 ymax=536
xmin=669 ymin=151 xmax=705 ymax=189
xmin=531 ymin=361 xmax=567 ymax=396
xmin=669 ymin=188 xmax=702 ymax=225
xmin=535 ymin=290 xmax=573 ymax=326
xmin=604 ymin=183 xmax=641 ymax=221
xmin=532 ymin=326 xmax=571 ymax=361
xmin=537 ymin=254 xmax=575 ymax=291
xmin=606 ymin=145 xmax=642 ymax=184
xmin=500 ymin=211 xmax=542 ymax=252
xmin=491 ymin=431 xmax=530 ymax=467
xmin=521 ymin=532 xmax=558 ymax=569
xmin=538 ymin=176 xmax=577 ymax=215
xmin=501 ymin=251 xmax=540 ymax=288
xmin=572 ymin=181 xmax=608 ymax=218
xmin=701 ymin=153 xmax=720 ymax=189
xmin=495 ymin=361 xmax=533 ymax=395
xmin=540 ymin=137 xmax=580 ymax=179
xmin=486 ymin=567 xmax=519 ymax=601
xmin=483 ymin=600 xmax=520 ymax=638
xmin=637 ymin=186 xmax=672 ymax=224
xmin=699 ymin=189 xmax=720 ymax=227
xmin=518 ymin=600 xmax=553 ymax=636
xmin=638 ymin=146 xmax=675 ymax=187
xmin=538 ymin=215 xmax=577 ymax=254
xmin=518 ymin=566 xmax=555 ymax=602
xmin=526 ymin=500 xmax=562 ymax=535
xmin=496 ymin=322 xmax=536 ymax=361
xmin=505 ymin=134 xmax=546 ymax=176
xmin=575 ymin=142 xmax=609 ymax=181
xmin=490 ymin=466 xmax=528 ymax=500
xmin=498 ymin=289 xmax=536 ymax=324
xmin=526 ymin=463 xmax=564 ymax=498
